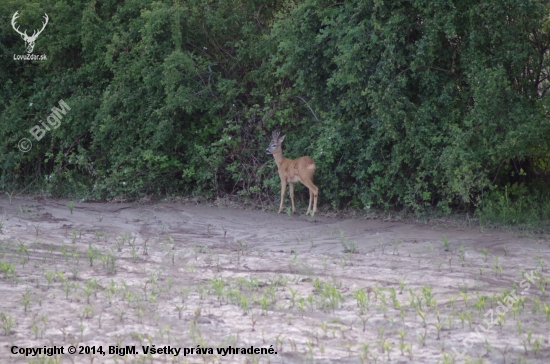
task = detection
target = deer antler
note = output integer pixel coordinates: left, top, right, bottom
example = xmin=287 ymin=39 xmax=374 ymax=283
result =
xmin=30 ymin=13 xmax=49 ymax=40
xmin=11 ymin=12 xmax=48 ymax=41
xmin=272 ymin=131 xmax=281 ymax=141
xmin=11 ymin=11 xmax=28 ymax=38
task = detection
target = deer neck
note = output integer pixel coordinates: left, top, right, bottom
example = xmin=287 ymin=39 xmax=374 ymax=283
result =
xmin=272 ymin=149 xmax=286 ymax=167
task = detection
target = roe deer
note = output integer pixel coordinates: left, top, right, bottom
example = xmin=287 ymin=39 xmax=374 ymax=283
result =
xmin=265 ymin=131 xmax=318 ymax=216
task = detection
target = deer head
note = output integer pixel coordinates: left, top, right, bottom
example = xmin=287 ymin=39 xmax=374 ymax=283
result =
xmin=11 ymin=11 xmax=49 ymax=54
xmin=265 ymin=131 xmax=285 ymax=154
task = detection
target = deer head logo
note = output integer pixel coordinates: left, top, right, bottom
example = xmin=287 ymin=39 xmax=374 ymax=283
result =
xmin=11 ymin=11 xmax=49 ymax=54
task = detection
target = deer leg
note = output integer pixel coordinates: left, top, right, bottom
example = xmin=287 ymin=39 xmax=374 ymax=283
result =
xmin=302 ymin=181 xmax=318 ymax=217
xmin=307 ymin=189 xmax=313 ymax=215
xmin=278 ymin=180 xmax=287 ymax=213
xmin=289 ymin=183 xmax=296 ymax=213
xmin=313 ymin=187 xmax=318 ymax=216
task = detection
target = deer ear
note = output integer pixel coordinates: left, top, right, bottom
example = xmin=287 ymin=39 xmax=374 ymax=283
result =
xmin=278 ymin=135 xmax=285 ymax=142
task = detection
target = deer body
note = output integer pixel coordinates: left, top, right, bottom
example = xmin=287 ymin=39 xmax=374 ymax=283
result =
xmin=266 ymin=132 xmax=318 ymax=216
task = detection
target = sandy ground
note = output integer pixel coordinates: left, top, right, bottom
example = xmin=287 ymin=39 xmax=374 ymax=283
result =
xmin=0 ymin=196 xmax=549 ymax=363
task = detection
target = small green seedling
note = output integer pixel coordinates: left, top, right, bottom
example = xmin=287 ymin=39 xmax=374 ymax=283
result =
xmin=1 ymin=312 xmax=14 ymax=335
xmin=399 ymin=276 xmax=407 ymax=294
xmin=441 ymin=235 xmax=450 ymax=251
xmin=67 ymin=201 xmax=75 ymax=214
xmin=480 ymin=248 xmax=488 ymax=262
xmin=5 ymin=191 xmax=14 ymax=204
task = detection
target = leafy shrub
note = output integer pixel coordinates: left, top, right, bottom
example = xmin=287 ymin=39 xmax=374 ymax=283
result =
xmin=1 ymin=0 xmax=550 ymax=222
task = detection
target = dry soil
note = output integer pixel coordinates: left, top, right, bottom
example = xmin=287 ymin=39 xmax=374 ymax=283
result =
xmin=0 ymin=196 xmax=549 ymax=363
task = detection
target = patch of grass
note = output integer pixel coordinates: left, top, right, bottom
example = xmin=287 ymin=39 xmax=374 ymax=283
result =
xmin=476 ymin=184 xmax=550 ymax=231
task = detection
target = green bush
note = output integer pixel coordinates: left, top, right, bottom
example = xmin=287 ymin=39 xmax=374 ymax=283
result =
xmin=1 ymin=0 xmax=550 ymax=223
xmin=477 ymin=183 xmax=550 ymax=228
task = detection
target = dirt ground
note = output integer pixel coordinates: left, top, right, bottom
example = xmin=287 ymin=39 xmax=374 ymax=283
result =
xmin=0 ymin=196 xmax=549 ymax=363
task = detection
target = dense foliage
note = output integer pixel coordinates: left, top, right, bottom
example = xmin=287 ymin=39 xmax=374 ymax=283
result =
xmin=2 ymin=0 xmax=550 ymax=218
